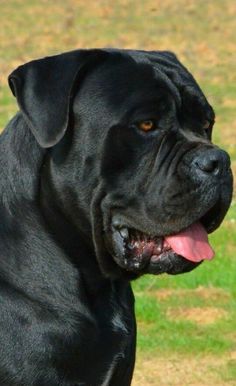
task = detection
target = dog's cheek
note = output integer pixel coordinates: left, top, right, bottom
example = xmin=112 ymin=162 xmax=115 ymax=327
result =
xmin=101 ymin=125 xmax=143 ymax=186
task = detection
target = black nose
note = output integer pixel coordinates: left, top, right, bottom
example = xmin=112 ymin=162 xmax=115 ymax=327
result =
xmin=193 ymin=148 xmax=230 ymax=176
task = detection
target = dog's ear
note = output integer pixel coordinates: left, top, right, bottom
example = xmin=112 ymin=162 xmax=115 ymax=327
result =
xmin=8 ymin=49 xmax=108 ymax=148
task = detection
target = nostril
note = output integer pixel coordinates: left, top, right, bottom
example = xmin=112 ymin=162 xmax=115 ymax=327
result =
xmin=192 ymin=149 xmax=230 ymax=177
xmin=195 ymin=158 xmax=220 ymax=174
xmin=193 ymin=149 xmax=227 ymax=176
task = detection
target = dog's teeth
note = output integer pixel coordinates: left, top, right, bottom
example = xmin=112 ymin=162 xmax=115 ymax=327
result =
xmin=127 ymin=244 xmax=135 ymax=251
xmin=133 ymin=261 xmax=140 ymax=269
xmin=120 ymin=228 xmax=129 ymax=240
xmin=157 ymin=238 xmax=163 ymax=252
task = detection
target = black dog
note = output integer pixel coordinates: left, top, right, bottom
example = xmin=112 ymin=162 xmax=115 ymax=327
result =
xmin=0 ymin=49 xmax=232 ymax=385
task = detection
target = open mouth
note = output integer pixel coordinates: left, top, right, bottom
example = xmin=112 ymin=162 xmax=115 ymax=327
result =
xmin=112 ymin=221 xmax=214 ymax=272
xmin=105 ymin=197 xmax=229 ymax=276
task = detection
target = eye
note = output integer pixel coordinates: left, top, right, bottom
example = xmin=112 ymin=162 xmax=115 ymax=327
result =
xmin=138 ymin=120 xmax=156 ymax=132
xmin=203 ymin=120 xmax=211 ymax=130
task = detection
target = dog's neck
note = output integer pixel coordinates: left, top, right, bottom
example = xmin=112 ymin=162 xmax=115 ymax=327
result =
xmin=0 ymin=114 xmax=110 ymax=297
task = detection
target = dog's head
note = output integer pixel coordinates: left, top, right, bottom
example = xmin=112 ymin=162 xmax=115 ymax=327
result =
xmin=9 ymin=49 xmax=233 ymax=279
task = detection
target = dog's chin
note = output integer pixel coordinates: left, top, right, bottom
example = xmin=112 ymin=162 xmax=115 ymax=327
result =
xmin=147 ymin=251 xmax=201 ymax=275
xmin=106 ymin=226 xmax=200 ymax=276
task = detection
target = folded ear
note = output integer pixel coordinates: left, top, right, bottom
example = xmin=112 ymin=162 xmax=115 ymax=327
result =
xmin=8 ymin=49 xmax=108 ymax=148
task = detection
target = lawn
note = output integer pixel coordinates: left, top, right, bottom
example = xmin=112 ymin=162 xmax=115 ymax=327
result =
xmin=0 ymin=1 xmax=235 ymax=384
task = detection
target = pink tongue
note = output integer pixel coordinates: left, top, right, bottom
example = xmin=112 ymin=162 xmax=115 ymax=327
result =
xmin=165 ymin=222 xmax=214 ymax=263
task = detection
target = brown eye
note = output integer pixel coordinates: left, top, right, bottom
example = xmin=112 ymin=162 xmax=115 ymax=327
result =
xmin=138 ymin=120 xmax=156 ymax=132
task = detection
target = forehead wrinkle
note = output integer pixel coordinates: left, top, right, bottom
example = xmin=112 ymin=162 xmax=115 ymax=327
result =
xmin=127 ymin=52 xmax=182 ymax=109
xmin=152 ymin=65 xmax=182 ymax=108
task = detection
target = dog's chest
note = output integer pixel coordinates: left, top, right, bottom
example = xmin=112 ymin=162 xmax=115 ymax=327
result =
xmin=58 ymin=287 xmax=135 ymax=385
xmin=98 ymin=308 xmax=131 ymax=385
xmin=95 ymin=286 xmax=135 ymax=381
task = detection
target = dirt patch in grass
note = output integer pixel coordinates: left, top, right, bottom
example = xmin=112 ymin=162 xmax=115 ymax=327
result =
xmin=166 ymin=306 xmax=228 ymax=325
xmin=132 ymin=355 xmax=234 ymax=385
xmin=222 ymin=98 xmax=236 ymax=108
xmin=151 ymin=286 xmax=230 ymax=302
xmin=150 ymin=287 xmax=230 ymax=325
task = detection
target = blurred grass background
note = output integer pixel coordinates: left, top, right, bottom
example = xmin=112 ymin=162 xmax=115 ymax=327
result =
xmin=0 ymin=1 xmax=235 ymax=384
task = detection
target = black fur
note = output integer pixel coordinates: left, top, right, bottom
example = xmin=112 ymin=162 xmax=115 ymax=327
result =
xmin=0 ymin=48 xmax=232 ymax=385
